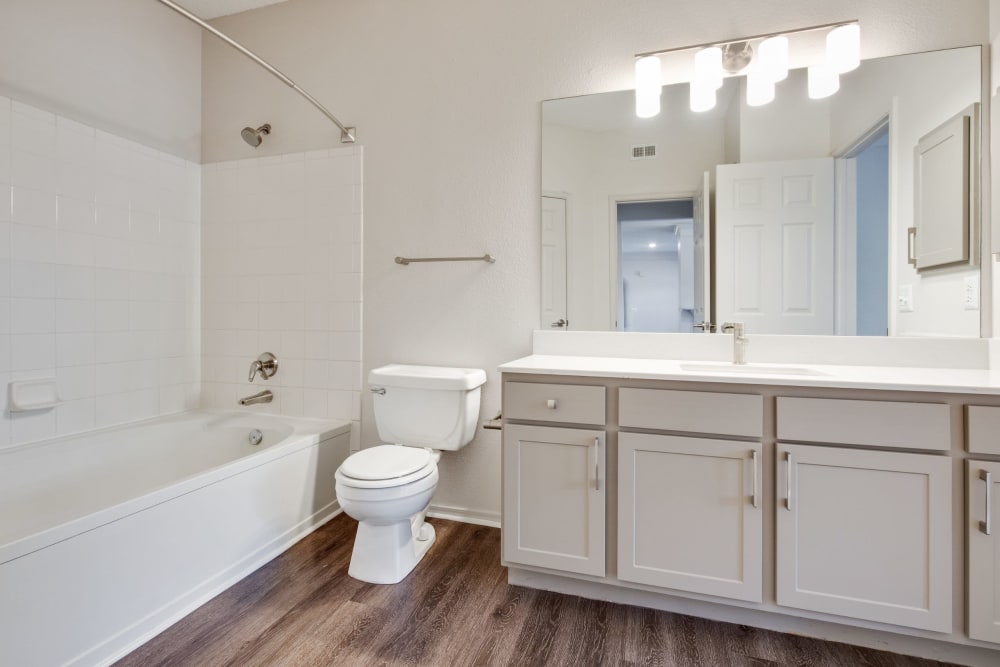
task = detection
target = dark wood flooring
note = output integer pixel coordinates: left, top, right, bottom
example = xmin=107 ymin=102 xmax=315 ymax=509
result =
xmin=117 ymin=515 xmax=960 ymax=667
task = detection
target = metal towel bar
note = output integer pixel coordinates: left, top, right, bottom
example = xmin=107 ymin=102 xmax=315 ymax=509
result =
xmin=395 ymin=254 xmax=496 ymax=265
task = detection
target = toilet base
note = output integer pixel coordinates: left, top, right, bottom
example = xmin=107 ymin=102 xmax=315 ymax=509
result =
xmin=348 ymin=517 xmax=437 ymax=584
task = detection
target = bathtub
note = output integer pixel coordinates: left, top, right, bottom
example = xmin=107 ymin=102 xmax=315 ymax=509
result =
xmin=0 ymin=409 xmax=351 ymax=667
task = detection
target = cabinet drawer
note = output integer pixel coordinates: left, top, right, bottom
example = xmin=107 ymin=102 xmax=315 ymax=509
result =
xmin=619 ymin=388 xmax=762 ymax=437
xmin=505 ymin=382 xmax=605 ymax=425
xmin=967 ymin=406 xmax=1000 ymax=455
xmin=777 ymin=397 xmax=949 ymax=451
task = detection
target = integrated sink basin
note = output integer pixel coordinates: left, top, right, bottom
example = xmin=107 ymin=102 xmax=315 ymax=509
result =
xmin=679 ymin=362 xmax=828 ymax=377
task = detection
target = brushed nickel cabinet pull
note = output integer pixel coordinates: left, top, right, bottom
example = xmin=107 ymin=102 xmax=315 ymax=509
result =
xmin=785 ymin=451 xmax=794 ymax=512
xmin=981 ymin=469 xmax=993 ymax=535
xmin=751 ymin=450 xmax=760 ymax=509
xmin=594 ymin=437 xmax=600 ymax=492
xmin=907 ymin=227 xmax=917 ymax=267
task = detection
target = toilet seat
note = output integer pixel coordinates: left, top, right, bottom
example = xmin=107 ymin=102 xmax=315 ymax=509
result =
xmin=337 ymin=445 xmax=436 ymax=490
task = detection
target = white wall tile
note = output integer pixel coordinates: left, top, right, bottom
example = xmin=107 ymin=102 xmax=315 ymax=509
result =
xmin=56 ymin=300 xmax=95 ymax=332
xmin=11 ymin=298 xmax=54 ymax=334
xmin=96 ymin=392 xmax=130 ymax=428
xmin=11 ymin=260 xmax=54 ymax=298
xmin=56 ymin=398 xmax=96 ymax=436
xmin=56 ymin=332 xmax=95 ymax=367
xmin=57 ymin=196 xmax=96 ymax=232
xmin=55 ymin=265 xmax=95 ymax=300
xmin=12 ymin=333 xmax=55 ymax=370
xmin=201 ymin=151 xmax=363 ymax=421
xmin=12 ymin=187 xmax=57 ymax=227
xmin=11 ymin=409 xmax=55 ymax=444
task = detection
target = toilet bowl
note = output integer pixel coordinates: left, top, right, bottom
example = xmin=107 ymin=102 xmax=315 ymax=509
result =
xmin=335 ymin=364 xmax=486 ymax=584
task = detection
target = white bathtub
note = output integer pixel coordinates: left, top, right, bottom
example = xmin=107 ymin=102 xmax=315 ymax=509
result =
xmin=0 ymin=409 xmax=351 ymax=667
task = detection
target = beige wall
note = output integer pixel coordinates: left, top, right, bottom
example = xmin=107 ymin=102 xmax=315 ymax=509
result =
xmin=0 ymin=0 xmax=202 ymax=161
xmin=203 ymin=0 xmax=990 ymax=523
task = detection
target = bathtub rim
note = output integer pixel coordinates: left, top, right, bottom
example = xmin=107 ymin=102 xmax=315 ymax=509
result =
xmin=0 ymin=409 xmax=351 ymax=566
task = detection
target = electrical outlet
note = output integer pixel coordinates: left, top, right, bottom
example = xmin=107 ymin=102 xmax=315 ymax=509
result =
xmin=964 ymin=275 xmax=980 ymax=310
xmin=897 ymin=284 xmax=914 ymax=312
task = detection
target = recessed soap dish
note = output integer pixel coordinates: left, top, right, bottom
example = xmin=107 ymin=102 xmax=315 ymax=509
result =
xmin=9 ymin=379 xmax=60 ymax=412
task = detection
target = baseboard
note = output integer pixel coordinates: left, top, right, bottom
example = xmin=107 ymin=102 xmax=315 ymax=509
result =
xmin=509 ymin=568 xmax=1000 ymax=667
xmin=427 ymin=503 xmax=501 ymax=528
xmin=94 ymin=502 xmax=342 ymax=666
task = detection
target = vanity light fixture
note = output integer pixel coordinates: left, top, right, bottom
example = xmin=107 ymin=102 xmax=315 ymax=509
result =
xmin=635 ymin=55 xmax=663 ymax=118
xmin=633 ymin=20 xmax=860 ymax=116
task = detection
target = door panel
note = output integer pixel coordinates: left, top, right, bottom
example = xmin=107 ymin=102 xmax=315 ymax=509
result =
xmin=502 ymin=424 xmax=605 ymax=576
xmin=619 ymin=433 xmax=762 ymax=602
xmin=541 ymin=196 xmax=568 ymax=329
xmin=776 ymin=443 xmax=951 ymax=632
xmin=716 ymin=158 xmax=835 ymax=333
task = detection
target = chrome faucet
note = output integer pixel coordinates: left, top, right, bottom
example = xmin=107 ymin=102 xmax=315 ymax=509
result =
xmin=239 ymin=390 xmax=273 ymax=406
xmin=248 ymin=352 xmax=278 ymax=382
xmin=720 ymin=321 xmax=747 ymax=365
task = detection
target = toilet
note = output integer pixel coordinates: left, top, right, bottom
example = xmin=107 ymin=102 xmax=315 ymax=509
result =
xmin=335 ymin=363 xmax=487 ymax=584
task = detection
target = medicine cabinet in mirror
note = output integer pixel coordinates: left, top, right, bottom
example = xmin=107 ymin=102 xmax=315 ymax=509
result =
xmin=541 ymin=46 xmax=984 ymax=336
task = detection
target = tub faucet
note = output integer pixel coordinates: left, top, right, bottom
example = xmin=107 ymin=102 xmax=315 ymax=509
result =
xmin=239 ymin=390 xmax=273 ymax=406
xmin=720 ymin=321 xmax=747 ymax=365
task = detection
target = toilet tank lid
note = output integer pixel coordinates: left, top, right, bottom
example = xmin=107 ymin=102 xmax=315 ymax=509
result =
xmin=369 ymin=364 xmax=486 ymax=390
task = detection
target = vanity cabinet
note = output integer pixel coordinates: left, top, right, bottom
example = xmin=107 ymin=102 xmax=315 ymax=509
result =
xmin=968 ymin=460 xmax=1000 ymax=642
xmin=618 ymin=433 xmax=762 ymax=602
xmin=501 ymin=423 xmax=606 ymax=576
xmin=775 ymin=443 xmax=952 ymax=632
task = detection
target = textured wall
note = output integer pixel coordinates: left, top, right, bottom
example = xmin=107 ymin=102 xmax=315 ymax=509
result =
xmin=202 ymin=0 xmax=990 ymax=523
xmin=0 ymin=0 xmax=202 ymax=161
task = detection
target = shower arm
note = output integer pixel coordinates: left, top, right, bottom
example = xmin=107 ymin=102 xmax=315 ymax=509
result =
xmin=154 ymin=0 xmax=356 ymax=143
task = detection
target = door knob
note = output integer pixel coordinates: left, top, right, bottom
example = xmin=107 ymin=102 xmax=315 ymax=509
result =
xmin=551 ymin=318 xmax=568 ymax=328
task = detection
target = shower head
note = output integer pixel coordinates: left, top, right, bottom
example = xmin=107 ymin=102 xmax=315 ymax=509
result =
xmin=241 ymin=123 xmax=271 ymax=147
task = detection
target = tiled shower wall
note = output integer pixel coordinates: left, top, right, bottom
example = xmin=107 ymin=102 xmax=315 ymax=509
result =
xmin=201 ymin=148 xmax=363 ymax=448
xmin=0 ymin=96 xmax=201 ymax=447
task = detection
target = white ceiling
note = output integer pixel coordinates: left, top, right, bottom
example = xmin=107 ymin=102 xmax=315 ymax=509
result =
xmin=179 ymin=0 xmax=289 ymax=20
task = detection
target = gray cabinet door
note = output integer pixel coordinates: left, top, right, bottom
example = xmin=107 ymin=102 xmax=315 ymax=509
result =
xmin=968 ymin=460 xmax=1000 ymax=643
xmin=913 ymin=111 xmax=971 ymax=269
xmin=618 ymin=433 xmax=763 ymax=602
xmin=502 ymin=424 xmax=605 ymax=576
xmin=776 ymin=443 xmax=952 ymax=632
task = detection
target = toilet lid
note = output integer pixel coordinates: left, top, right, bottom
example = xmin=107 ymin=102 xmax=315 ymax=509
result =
xmin=340 ymin=445 xmax=433 ymax=481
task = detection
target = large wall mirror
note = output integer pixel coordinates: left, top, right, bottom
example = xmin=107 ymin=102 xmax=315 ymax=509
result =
xmin=541 ymin=46 xmax=984 ymax=336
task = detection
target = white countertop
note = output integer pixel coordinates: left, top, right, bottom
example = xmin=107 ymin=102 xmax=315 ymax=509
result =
xmin=498 ymin=354 xmax=1000 ymax=395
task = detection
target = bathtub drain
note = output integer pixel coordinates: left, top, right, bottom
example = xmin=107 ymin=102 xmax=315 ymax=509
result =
xmin=249 ymin=429 xmax=263 ymax=446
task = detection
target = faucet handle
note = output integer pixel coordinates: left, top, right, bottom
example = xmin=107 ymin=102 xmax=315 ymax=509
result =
xmin=248 ymin=352 xmax=278 ymax=383
xmin=720 ymin=321 xmax=744 ymax=335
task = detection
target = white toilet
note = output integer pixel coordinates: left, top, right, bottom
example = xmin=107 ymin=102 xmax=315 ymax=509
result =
xmin=335 ymin=363 xmax=486 ymax=584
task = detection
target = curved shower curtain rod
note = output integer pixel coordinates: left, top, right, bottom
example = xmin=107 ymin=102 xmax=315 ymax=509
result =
xmin=154 ymin=0 xmax=356 ymax=143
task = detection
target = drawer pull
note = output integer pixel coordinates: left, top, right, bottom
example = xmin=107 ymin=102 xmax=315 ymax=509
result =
xmin=785 ymin=451 xmax=793 ymax=512
xmin=981 ymin=469 xmax=993 ymax=535
xmin=546 ymin=399 xmax=557 ymax=409
xmin=594 ymin=437 xmax=600 ymax=491
xmin=751 ymin=450 xmax=759 ymax=509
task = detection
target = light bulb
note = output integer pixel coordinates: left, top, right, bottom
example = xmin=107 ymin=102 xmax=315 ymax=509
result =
xmin=689 ymin=81 xmax=717 ymax=112
xmin=746 ymin=70 xmax=775 ymax=106
xmin=694 ymin=46 xmax=724 ymax=90
xmin=758 ymin=35 xmax=789 ymax=82
xmin=808 ymin=63 xmax=840 ymax=99
xmin=827 ymin=23 xmax=860 ymax=74
xmin=635 ymin=55 xmax=662 ymax=118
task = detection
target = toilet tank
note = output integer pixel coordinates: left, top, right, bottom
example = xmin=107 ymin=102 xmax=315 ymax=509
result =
xmin=369 ymin=364 xmax=487 ymax=450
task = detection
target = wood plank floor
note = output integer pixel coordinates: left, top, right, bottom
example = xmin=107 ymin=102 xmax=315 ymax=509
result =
xmin=117 ymin=515 xmax=960 ymax=667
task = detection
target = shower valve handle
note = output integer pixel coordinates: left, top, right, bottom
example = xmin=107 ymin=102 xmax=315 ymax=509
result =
xmin=248 ymin=352 xmax=278 ymax=382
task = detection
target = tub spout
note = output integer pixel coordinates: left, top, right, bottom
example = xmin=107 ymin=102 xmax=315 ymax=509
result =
xmin=239 ymin=390 xmax=273 ymax=406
